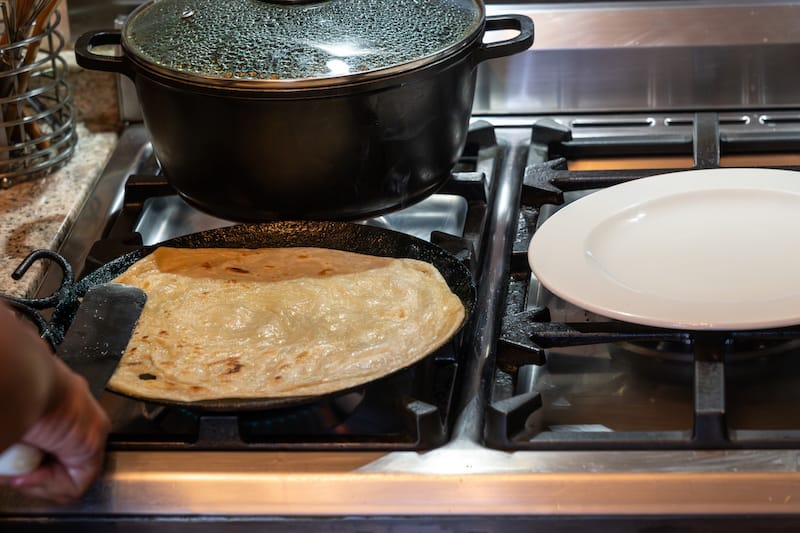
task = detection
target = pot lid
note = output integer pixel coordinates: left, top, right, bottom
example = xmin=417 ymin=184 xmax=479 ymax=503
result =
xmin=123 ymin=0 xmax=483 ymax=86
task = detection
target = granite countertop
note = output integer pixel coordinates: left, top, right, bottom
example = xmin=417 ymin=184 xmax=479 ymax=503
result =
xmin=0 ymin=64 xmax=120 ymax=298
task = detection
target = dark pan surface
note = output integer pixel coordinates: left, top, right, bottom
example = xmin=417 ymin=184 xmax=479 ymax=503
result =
xmin=76 ymin=221 xmax=476 ymax=411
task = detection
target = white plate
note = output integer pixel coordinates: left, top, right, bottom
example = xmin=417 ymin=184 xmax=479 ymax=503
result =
xmin=527 ymin=167 xmax=800 ymax=330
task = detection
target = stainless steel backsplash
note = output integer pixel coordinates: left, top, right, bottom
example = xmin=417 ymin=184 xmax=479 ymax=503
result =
xmin=68 ymin=1 xmax=800 ymax=119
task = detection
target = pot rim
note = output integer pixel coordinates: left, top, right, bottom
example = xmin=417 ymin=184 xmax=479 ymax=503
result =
xmin=123 ymin=23 xmax=487 ymax=94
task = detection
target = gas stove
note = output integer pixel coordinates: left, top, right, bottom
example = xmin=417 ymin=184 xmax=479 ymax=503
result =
xmin=77 ymin=121 xmax=499 ymax=453
xmin=5 ymin=1 xmax=800 ymax=531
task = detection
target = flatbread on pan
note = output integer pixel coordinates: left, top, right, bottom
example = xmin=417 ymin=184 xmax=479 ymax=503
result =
xmin=108 ymin=246 xmax=466 ymax=403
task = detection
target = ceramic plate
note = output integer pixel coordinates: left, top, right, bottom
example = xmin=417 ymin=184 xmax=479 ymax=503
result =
xmin=528 ymin=167 xmax=800 ymax=330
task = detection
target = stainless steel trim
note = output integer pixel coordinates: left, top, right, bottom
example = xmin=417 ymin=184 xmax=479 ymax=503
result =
xmin=5 ymin=449 xmax=800 ymax=517
xmin=488 ymin=1 xmax=800 ymax=49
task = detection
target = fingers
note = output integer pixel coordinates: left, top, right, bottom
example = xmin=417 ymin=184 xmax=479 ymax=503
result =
xmin=8 ymin=360 xmax=111 ymax=503
xmin=0 ymin=442 xmax=107 ymax=504
xmin=4 ymin=461 xmax=81 ymax=504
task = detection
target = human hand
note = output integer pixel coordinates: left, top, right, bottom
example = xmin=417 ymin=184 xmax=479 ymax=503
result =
xmin=0 ymin=305 xmax=111 ymax=503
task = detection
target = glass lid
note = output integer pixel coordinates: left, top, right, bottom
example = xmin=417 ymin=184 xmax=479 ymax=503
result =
xmin=123 ymin=0 xmax=483 ymax=85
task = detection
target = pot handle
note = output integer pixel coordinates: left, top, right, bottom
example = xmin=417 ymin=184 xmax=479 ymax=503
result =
xmin=476 ymin=14 xmax=535 ymax=63
xmin=74 ymin=30 xmax=136 ymax=80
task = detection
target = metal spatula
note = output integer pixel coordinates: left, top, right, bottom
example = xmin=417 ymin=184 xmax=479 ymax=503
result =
xmin=0 ymin=283 xmax=146 ymax=476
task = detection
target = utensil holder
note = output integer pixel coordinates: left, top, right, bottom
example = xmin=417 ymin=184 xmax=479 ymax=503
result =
xmin=0 ymin=7 xmax=76 ymax=188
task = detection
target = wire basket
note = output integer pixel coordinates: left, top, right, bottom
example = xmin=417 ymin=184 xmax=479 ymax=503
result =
xmin=0 ymin=4 xmax=76 ymax=188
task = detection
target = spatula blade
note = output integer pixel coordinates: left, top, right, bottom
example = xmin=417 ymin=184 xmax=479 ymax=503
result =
xmin=56 ymin=282 xmax=146 ymax=397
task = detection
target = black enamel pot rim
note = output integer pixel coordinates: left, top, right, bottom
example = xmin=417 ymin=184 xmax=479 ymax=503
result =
xmin=125 ymin=30 xmax=485 ymax=99
xmin=75 ymin=12 xmax=534 ymax=96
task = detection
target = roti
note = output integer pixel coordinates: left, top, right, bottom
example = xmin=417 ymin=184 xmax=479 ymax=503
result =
xmin=107 ymin=246 xmax=466 ymax=403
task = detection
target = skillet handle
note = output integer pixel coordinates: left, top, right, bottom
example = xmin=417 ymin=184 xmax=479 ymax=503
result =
xmin=476 ymin=14 xmax=535 ymax=63
xmin=74 ymin=30 xmax=136 ymax=80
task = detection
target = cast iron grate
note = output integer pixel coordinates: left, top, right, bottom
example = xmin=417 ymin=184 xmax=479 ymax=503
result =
xmin=84 ymin=121 xmax=499 ymax=451
xmin=487 ymin=111 xmax=800 ymax=450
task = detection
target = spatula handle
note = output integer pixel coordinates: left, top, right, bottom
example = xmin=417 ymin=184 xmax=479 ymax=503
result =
xmin=0 ymin=443 xmax=43 ymax=476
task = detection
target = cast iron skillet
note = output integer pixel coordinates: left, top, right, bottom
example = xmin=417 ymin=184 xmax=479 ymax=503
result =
xmin=69 ymin=221 xmax=476 ymax=411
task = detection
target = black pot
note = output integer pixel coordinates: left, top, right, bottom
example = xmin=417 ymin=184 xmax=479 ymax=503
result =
xmin=75 ymin=0 xmax=533 ymax=222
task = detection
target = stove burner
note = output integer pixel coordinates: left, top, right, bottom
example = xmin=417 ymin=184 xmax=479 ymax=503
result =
xmin=487 ymin=111 xmax=800 ymax=452
xmin=238 ymin=390 xmax=366 ymax=437
xmin=104 ymin=389 xmax=366 ymax=447
xmin=103 ymin=367 xmax=453 ymax=451
xmin=82 ymin=121 xmax=500 ymax=453
xmin=614 ymin=338 xmax=800 ymax=384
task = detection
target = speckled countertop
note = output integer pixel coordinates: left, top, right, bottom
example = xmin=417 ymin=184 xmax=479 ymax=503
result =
xmin=0 ymin=62 xmax=120 ymax=298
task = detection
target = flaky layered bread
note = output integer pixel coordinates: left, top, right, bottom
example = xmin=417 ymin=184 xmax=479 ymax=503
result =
xmin=108 ymin=247 xmax=465 ymax=403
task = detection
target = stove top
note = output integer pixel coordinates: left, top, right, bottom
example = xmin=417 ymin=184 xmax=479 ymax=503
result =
xmin=71 ymin=122 xmax=500 ymax=452
xmin=13 ymin=107 xmax=800 ymax=526
xmin=9 ymin=1 xmax=800 ymax=525
xmin=490 ymin=111 xmax=800 ymax=450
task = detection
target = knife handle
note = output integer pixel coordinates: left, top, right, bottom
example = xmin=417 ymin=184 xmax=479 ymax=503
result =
xmin=0 ymin=443 xmax=43 ymax=476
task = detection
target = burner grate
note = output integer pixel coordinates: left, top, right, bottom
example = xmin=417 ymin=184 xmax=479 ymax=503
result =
xmin=105 ymin=357 xmax=457 ymax=451
xmin=487 ymin=111 xmax=800 ymax=450
xmin=83 ymin=121 xmax=501 ymax=451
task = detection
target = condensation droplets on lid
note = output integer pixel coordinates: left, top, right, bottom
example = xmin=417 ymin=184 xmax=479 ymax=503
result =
xmin=122 ymin=0 xmax=483 ymax=84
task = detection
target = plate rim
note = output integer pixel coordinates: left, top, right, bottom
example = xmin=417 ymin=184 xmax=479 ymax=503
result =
xmin=527 ymin=167 xmax=800 ymax=331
